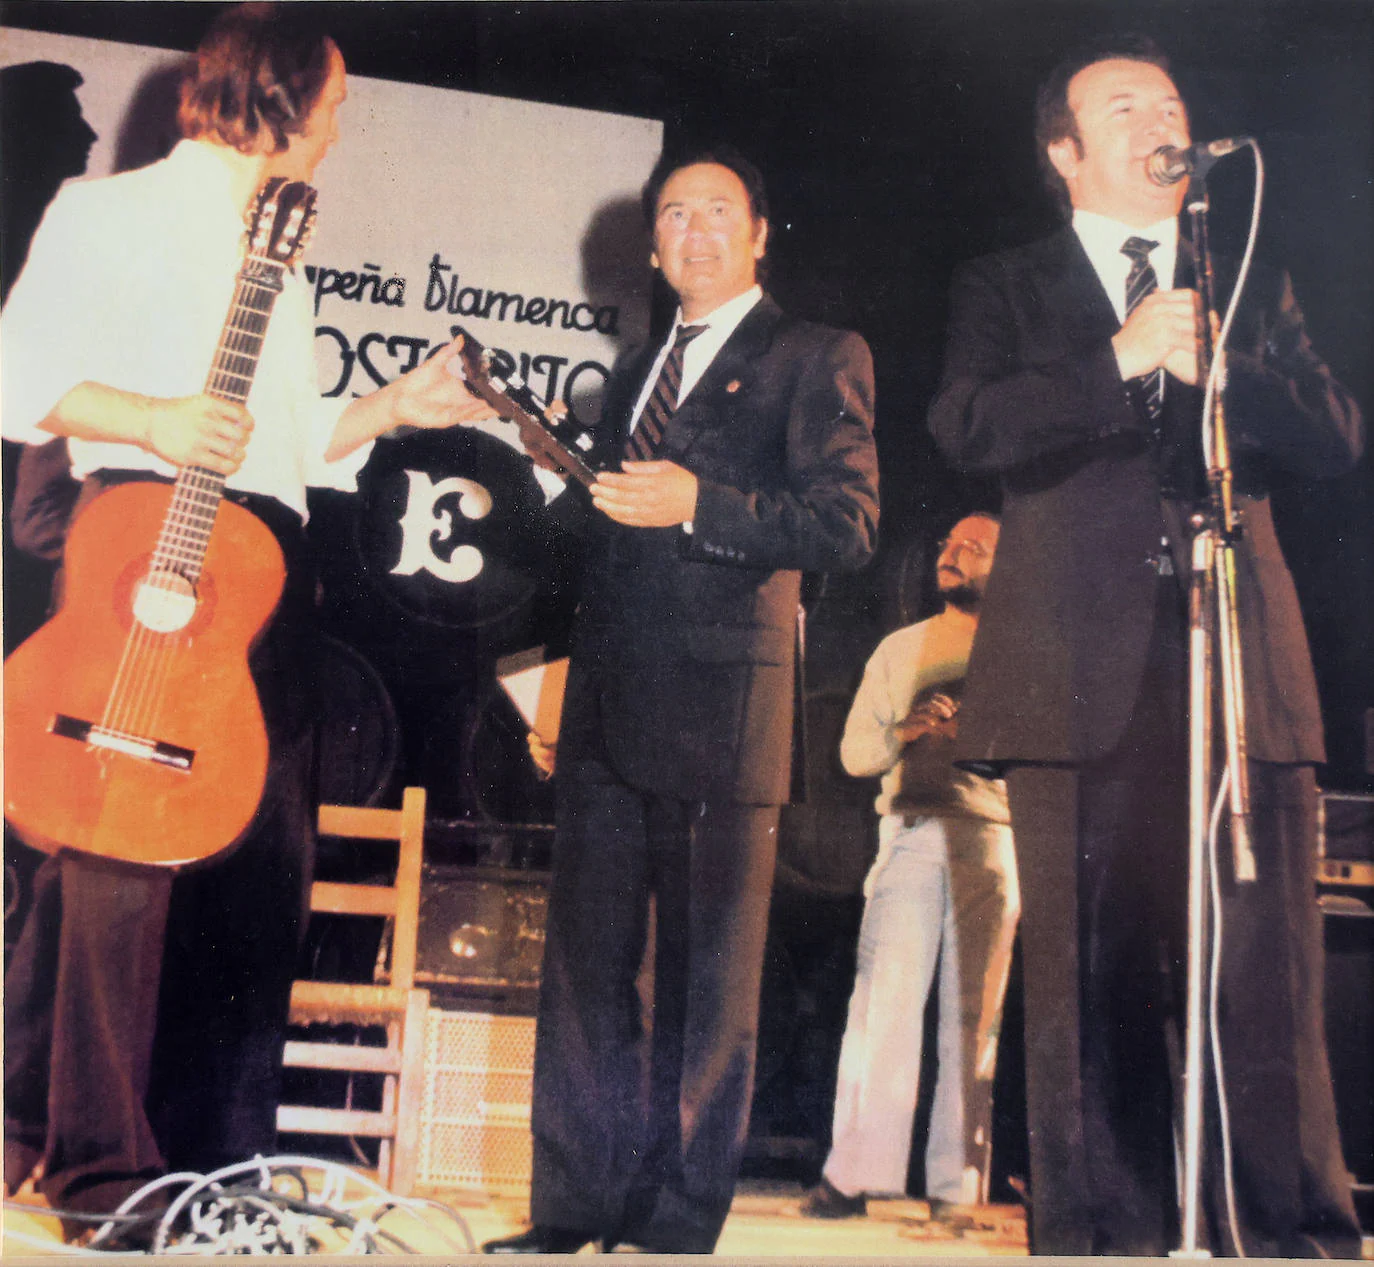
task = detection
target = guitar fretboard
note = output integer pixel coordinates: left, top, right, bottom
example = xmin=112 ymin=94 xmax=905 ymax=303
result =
xmin=150 ymin=259 xmax=285 ymax=585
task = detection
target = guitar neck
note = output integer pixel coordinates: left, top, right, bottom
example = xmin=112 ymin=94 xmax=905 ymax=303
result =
xmin=152 ymin=256 xmax=287 ymax=583
xmin=207 ymin=257 xmax=284 ymax=407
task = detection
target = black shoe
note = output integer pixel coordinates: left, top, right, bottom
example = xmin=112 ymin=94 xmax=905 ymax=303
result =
xmin=799 ymin=1177 xmax=867 ymax=1219
xmin=482 ymin=1225 xmax=599 ymax=1254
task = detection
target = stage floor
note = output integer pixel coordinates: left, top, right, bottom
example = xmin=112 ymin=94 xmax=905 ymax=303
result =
xmin=3 ymin=1174 xmax=1029 ymax=1257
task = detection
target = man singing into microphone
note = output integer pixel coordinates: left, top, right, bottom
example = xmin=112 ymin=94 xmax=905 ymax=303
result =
xmin=929 ymin=35 xmax=1362 ymax=1257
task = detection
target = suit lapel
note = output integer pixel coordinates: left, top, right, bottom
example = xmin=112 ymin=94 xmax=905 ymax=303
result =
xmin=664 ymin=295 xmax=783 ymax=451
xmin=692 ymin=294 xmax=784 ymax=394
xmin=1038 ymin=226 xmax=1206 ymax=442
xmin=604 ymin=340 xmax=666 ymax=456
xmin=1036 ymin=227 xmax=1122 ymax=347
xmin=607 ymin=296 xmax=782 ymax=452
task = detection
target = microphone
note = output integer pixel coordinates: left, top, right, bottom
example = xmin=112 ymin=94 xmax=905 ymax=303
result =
xmin=1146 ymin=137 xmax=1252 ymax=186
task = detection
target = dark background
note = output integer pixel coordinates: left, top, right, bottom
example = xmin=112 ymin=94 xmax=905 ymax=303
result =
xmin=4 ymin=0 xmax=1372 ymax=1188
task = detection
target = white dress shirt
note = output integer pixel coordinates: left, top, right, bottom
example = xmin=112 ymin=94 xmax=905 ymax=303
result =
xmin=1071 ymin=209 xmax=1180 ymax=323
xmin=626 ymin=284 xmax=764 ymax=434
xmin=0 ymin=140 xmax=365 ymax=520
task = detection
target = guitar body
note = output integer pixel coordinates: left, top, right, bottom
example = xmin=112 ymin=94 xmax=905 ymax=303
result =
xmin=4 ymin=484 xmax=286 ymax=867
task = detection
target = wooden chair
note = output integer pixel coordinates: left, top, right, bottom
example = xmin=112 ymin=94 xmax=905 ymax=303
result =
xmin=276 ymin=785 xmax=430 ymax=1194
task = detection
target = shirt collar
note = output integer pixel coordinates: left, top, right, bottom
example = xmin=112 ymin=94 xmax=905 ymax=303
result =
xmin=1072 ymin=209 xmax=1178 ymax=259
xmin=672 ymin=284 xmax=763 ymax=337
xmin=170 ymin=138 xmax=258 ymax=189
xmin=1071 ymin=210 xmax=1180 ymax=319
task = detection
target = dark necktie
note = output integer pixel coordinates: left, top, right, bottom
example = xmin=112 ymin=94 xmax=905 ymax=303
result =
xmin=625 ymin=323 xmax=706 ymax=461
xmin=1121 ymin=235 xmax=1163 ymax=422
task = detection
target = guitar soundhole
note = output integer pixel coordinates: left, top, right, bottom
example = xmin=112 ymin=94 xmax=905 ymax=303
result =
xmin=132 ymin=568 xmax=197 ymax=633
xmin=115 ymin=558 xmax=219 ymax=638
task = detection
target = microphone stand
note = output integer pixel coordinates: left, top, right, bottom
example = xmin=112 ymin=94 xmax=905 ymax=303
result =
xmin=1173 ymin=175 xmax=1257 ymax=1260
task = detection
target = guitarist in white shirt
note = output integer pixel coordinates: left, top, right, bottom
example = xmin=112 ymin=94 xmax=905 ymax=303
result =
xmin=1 ymin=6 xmax=493 ymax=1239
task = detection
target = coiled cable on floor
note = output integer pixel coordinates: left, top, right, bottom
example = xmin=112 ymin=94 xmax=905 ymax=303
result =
xmin=6 ymin=1154 xmax=476 ymax=1255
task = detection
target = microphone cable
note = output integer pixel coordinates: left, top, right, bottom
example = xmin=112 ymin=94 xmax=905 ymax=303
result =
xmin=1200 ymin=139 xmax=1264 ymax=472
xmin=1207 ymin=765 xmax=1247 ymax=1257
xmin=1194 ymin=137 xmax=1265 ymax=1258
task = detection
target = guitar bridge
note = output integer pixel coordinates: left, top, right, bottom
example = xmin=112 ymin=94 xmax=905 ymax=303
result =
xmin=51 ymin=714 xmax=195 ymax=771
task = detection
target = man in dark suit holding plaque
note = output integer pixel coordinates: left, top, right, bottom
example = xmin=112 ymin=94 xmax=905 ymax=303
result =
xmin=483 ymin=146 xmax=879 ymax=1255
xmin=927 ymin=35 xmax=1362 ymax=1258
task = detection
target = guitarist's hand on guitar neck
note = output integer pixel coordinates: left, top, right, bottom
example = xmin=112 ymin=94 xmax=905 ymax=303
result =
xmin=39 ymin=382 xmax=255 ymax=477
xmin=140 ymin=393 xmax=255 ymax=475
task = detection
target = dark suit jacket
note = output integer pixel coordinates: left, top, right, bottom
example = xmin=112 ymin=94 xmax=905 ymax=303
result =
xmin=928 ymin=227 xmax=1362 ymax=768
xmin=561 ymin=294 xmax=879 ymax=805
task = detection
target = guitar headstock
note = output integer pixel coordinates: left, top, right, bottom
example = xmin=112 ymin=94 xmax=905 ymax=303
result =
xmin=246 ymin=177 xmax=318 ymax=269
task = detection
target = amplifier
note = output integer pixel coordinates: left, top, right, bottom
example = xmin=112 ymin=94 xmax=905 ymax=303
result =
xmin=416 ymin=1008 xmax=536 ymax=1192
xmin=1321 ymin=899 xmax=1373 ymax=1186
xmin=1317 ymin=791 xmax=1374 ymax=888
xmin=415 ymin=865 xmax=549 ymax=993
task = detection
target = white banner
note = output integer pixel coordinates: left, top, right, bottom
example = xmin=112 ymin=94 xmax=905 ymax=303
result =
xmin=0 ymin=27 xmax=663 ymax=426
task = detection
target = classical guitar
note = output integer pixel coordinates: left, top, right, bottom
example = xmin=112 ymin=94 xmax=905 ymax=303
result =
xmin=451 ymin=325 xmax=601 ymax=488
xmin=3 ymin=178 xmax=317 ymax=868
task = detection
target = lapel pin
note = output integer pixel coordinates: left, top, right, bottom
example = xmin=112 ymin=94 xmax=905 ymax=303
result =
xmin=726 ymin=379 xmax=741 ymax=394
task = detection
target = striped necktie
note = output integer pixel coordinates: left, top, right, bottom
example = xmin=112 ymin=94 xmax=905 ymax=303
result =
xmin=1121 ymin=235 xmax=1163 ymax=423
xmin=624 ymin=323 xmax=706 ymax=461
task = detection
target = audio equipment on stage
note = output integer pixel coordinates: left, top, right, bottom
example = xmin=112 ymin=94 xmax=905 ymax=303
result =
xmin=415 ymin=864 xmax=550 ymax=998
xmin=1317 ymin=790 xmax=1373 ymax=1203
xmin=1317 ymin=790 xmax=1374 ymax=888
xmin=315 ymin=636 xmax=400 ymax=808
xmin=415 ymin=1007 xmax=536 ymax=1193
xmin=1321 ymin=896 xmax=1373 ymax=1195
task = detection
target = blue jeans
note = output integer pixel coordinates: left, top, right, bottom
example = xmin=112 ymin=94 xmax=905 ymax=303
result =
xmin=823 ymin=814 xmax=1018 ymax=1202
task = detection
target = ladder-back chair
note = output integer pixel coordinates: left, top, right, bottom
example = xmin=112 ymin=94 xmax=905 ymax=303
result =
xmin=276 ymin=785 xmax=429 ymax=1194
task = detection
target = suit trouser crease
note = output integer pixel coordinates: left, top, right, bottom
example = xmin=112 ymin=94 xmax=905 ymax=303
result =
xmin=529 ymin=749 xmax=777 ymax=1252
xmin=1004 ymin=578 xmax=1358 ymax=1262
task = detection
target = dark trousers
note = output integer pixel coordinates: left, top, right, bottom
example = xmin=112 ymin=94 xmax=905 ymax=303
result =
xmin=1005 ymin=596 xmax=1359 ymax=1256
xmin=2 ymin=726 xmax=315 ymax=1221
xmin=529 ymin=737 xmax=778 ymax=1253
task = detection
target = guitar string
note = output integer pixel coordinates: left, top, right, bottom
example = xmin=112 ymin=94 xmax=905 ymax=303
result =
xmin=102 ymin=298 xmax=261 ymax=745
xmin=100 ymin=267 xmax=276 ymax=745
xmin=105 ymin=277 xmax=265 ymax=742
xmin=99 ymin=404 xmax=235 ymax=736
xmin=99 ymin=358 xmax=244 ymax=738
xmin=98 ymin=202 xmax=285 ymax=736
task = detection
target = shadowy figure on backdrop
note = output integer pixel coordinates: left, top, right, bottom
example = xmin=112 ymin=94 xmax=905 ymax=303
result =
xmin=2 ymin=63 xmax=101 ymax=969
xmin=1 ymin=62 xmax=98 ymax=655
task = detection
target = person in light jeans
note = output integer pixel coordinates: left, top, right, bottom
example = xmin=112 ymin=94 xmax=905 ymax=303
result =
xmin=802 ymin=512 xmax=1019 ymax=1217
